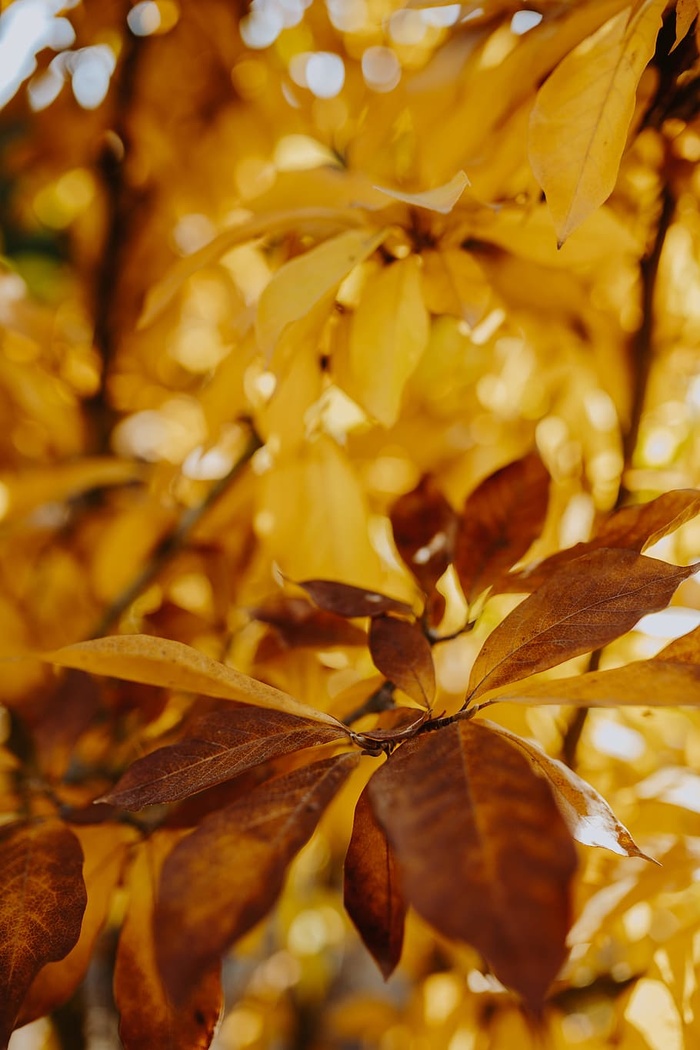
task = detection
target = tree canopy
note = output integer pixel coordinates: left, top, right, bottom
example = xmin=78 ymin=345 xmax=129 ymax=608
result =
xmin=2 ymin=0 xmax=700 ymax=1048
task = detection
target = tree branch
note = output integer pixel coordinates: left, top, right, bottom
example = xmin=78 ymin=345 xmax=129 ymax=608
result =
xmin=89 ymin=427 xmax=262 ymax=638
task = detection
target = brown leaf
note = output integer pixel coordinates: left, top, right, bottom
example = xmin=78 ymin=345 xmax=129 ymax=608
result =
xmin=482 ymin=722 xmax=654 ymax=862
xmin=356 ymin=707 xmax=429 ymax=743
xmin=19 ymin=824 xmax=136 ymax=1025
xmin=44 ymin=634 xmax=340 ymax=726
xmin=155 ymin=752 xmax=359 ymax=1003
xmin=389 ymin=476 xmax=455 ymax=596
xmin=102 ymin=707 xmax=349 ymax=809
xmin=114 ymin=834 xmax=222 ymax=1050
xmin=454 ymin=453 xmax=550 ymax=606
xmin=344 ymin=784 xmax=406 ymax=978
xmin=252 ymin=595 xmax=367 ymax=648
xmin=297 ymin=579 xmax=414 ymax=619
xmin=509 ymin=490 xmax=700 ymax=592
xmin=468 ymin=549 xmax=696 ymax=700
xmin=0 ymin=821 xmax=87 ymax=1045
xmin=368 ymin=721 xmax=576 ymax=1009
xmin=368 ymin=616 xmax=435 ymax=709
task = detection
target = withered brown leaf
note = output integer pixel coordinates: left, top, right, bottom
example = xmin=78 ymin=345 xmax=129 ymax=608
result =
xmin=344 ymin=784 xmax=406 ymax=979
xmin=389 ymin=475 xmax=455 ymax=595
xmin=454 ymin=452 xmax=550 ymax=605
xmin=297 ymin=579 xmax=414 ymax=618
xmin=101 ymin=706 xmax=349 ymax=809
xmin=0 ymin=821 xmax=87 ymax=1045
xmin=468 ymin=549 xmax=696 ymax=700
xmin=368 ymin=721 xmax=577 ymax=1009
xmin=368 ymin=615 xmax=436 ymax=709
xmin=155 ymin=752 xmax=359 ymax=1002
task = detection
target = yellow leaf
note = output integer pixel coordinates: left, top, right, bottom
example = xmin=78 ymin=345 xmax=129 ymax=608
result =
xmin=0 ymin=459 xmax=145 ymax=523
xmin=138 ymin=208 xmax=366 ymax=329
xmin=672 ymin=0 xmax=699 ymax=49
xmin=371 ymin=171 xmax=470 ymax=215
xmin=346 ymin=256 xmax=429 ymax=427
xmin=255 ymin=228 xmax=387 ymax=359
xmin=529 ymin=0 xmax=667 ymax=245
xmin=42 ymin=635 xmax=342 ymax=726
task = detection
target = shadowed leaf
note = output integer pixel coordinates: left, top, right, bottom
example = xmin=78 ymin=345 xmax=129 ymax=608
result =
xmin=483 ymin=722 xmax=654 ymax=861
xmin=344 ymin=784 xmax=406 ymax=978
xmin=252 ymin=595 xmax=367 ymax=649
xmin=19 ymin=825 xmax=136 ymax=1026
xmin=115 ymin=834 xmax=222 ymax=1050
xmin=155 ymin=752 xmax=359 ymax=1002
xmin=368 ymin=721 xmax=577 ymax=1009
xmin=102 ymin=707 xmax=349 ymax=809
xmin=454 ymin=453 xmax=550 ymax=606
xmin=510 ymin=490 xmax=700 ymax=592
xmin=43 ymin=634 xmax=340 ymax=726
xmin=298 ymin=579 xmax=413 ymax=619
xmin=389 ymin=475 xmax=455 ymax=597
xmin=368 ymin=616 xmax=435 ymax=709
xmin=0 ymin=821 xmax=87 ymax=1045
xmin=468 ymin=550 xmax=697 ymax=700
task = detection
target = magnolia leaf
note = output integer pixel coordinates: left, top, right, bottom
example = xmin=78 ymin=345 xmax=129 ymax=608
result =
xmin=530 ymin=0 xmax=667 ymax=244
xmin=371 ymin=171 xmax=470 ymax=214
xmin=389 ymin=475 xmax=456 ymax=596
xmin=43 ymin=635 xmax=341 ymax=726
xmin=19 ymin=825 xmax=136 ymax=1026
xmin=0 ymin=459 xmax=144 ymax=523
xmin=139 ymin=207 xmax=366 ymax=328
xmin=114 ymin=834 xmax=222 ymax=1050
xmin=468 ymin=550 xmax=697 ymax=700
xmin=368 ymin=722 xmax=576 ymax=1009
xmin=454 ymin=453 xmax=550 ymax=605
xmin=357 ymin=707 xmax=429 ymax=743
xmin=510 ymin=490 xmax=700 ymax=592
xmin=344 ymin=784 xmax=406 ymax=978
xmin=672 ymin=0 xmax=698 ymax=49
xmin=298 ymin=579 xmax=414 ymax=619
xmin=0 ymin=821 xmax=87 ymax=1045
xmin=102 ymin=707 xmax=349 ymax=809
xmin=368 ymin=616 xmax=435 ymax=709
xmin=483 ymin=721 xmax=654 ymax=861
xmin=347 ymin=255 xmax=430 ymax=427
xmin=155 ymin=752 xmax=359 ymax=1002
xmin=255 ymin=228 xmax=386 ymax=357
xmin=252 ymin=596 xmax=367 ymax=649
xmin=491 ymin=624 xmax=700 ymax=707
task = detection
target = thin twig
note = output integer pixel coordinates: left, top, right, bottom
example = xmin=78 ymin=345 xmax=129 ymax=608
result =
xmin=89 ymin=427 xmax=262 ymax=638
xmin=342 ymin=680 xmax=396 ymax=727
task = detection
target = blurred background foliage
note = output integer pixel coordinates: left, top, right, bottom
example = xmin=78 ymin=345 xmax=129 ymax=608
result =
xmin=2 ymin=0 xmax=700 ymax=1047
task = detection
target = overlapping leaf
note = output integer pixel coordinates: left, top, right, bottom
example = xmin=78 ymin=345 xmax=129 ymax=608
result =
xmin=0 ymin=821 xmax=87 ymax=1045
xmin=43 ymin=634 xmax=341 ymax=725
xmin=389 ymin=475 xmax=455 ymax=597
xmin=114 ymin=834 xmax=222 ymax=1050
xmin=368 ymin=721 xmax=577 ymax=1009
xmin=155 ymin=752 xmax=358 ymax=1002
xmin=344 ymin=784 xmax=406 ymax=979
xmin=368 ymin=615 xmax=435 ymax=709
xmin=102 ymin=706 xmax=349 ymax=809
xmin=468 ymin=549 xmax=697 ymax=700
xmin=484 ymin=722 xmax=653 ymax=861
xmin=454 ymin=453 xmax=550 ymax=606
xmin=530 ymin=0 xmax=667 ymax=244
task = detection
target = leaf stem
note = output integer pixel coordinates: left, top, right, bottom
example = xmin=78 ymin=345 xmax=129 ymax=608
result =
xmin=89 ymin=426 xmax=262 ymax=638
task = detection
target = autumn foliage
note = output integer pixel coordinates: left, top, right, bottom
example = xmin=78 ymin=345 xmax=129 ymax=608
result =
xmin=2 ymin=0 xmax=700 ymax=1047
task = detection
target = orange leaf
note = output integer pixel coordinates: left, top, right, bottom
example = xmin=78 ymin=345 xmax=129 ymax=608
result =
xmin=454 ymin=453 xmax=550 ymax=605
xmin=102 ymin=706 xmax=349 ymax=809
xmin=19 ymin=824 xmax=136 ymax=1025
xmin=468 ymin=549 xmax=696 ymax=700
xmin=252 ymin=595 xmax=367 ymax=649
xmin=298 ymin=579 xmax=414 ymax=619
xmin=483 ymin=721 xmax=654 ymax=861
xmin=0 ymin=821 xmax=87 ymax=1045
xmin=155 ymin=752 xmax=359 ymax=1002
xmin=368 ymin=722 xmax=576 ymax=1009
xmin=368 ymin=616 xmax=435 ymax=709
xmin=114 ymin=834 xmax=222 ymax=1050
xmin=43 ymin=634 xmax=340 ymax=726
xmin=344 ymin=784 xmax=406 ymax=979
